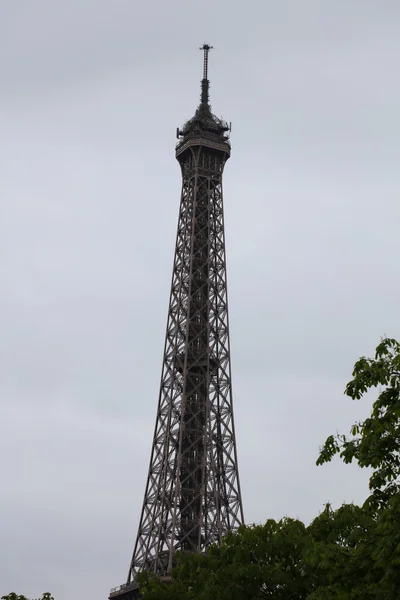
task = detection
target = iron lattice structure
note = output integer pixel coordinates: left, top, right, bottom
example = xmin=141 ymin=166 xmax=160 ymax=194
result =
xmin=110 ymin=45 xmax=244 ymax=598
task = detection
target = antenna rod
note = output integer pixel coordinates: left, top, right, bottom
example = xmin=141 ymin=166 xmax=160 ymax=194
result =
xmin=199 ymin=43 xmax=213 ymax=106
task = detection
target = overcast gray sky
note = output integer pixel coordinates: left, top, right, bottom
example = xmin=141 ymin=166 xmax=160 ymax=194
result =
xmin=1 ymin=1 xmax=400 ymax=598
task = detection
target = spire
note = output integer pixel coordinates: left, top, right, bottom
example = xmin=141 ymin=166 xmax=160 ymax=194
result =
xmin=176 ymin=44 xmax=230 ymax=147
xmin=199 ymin=43 xmax=213 ymax=106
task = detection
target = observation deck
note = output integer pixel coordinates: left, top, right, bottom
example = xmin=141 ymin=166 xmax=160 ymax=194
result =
xmin=109 ymin=581 xmax=139 ymax=600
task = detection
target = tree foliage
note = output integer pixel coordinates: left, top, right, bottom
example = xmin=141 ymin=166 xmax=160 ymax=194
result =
xmin=1 ymin=595 xmax=53 ymax=600
xmin=139 ymin=518 xmax=312 ymax=600
xmin=317 ymin=337 xmax=400 ymax=508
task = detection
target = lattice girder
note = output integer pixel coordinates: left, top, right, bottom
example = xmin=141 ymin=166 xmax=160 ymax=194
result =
xmin=126 ymin=140 xmax=244 ymax=581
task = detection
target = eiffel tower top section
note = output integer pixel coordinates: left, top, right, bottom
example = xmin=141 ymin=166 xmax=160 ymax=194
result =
xmin=176 ymin=44 xmax=231 ymax=158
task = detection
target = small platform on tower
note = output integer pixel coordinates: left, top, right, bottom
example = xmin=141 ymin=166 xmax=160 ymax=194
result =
xmin=109 ymin=576 xmax=172 ymax=600
xmin=108 ymin=582 xmax=139 ymax=600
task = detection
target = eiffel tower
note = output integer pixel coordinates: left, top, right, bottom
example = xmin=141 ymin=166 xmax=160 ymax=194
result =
xmin=109 ymin=45 xmax=244 ymax=599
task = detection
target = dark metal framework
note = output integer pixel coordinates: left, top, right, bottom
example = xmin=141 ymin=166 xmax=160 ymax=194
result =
xmin=110 ymin=45 xmax=244 ymax=599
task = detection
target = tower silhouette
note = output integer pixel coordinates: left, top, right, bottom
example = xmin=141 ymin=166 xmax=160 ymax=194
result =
xmin=110 ymin=45 xmax=244 ymax=599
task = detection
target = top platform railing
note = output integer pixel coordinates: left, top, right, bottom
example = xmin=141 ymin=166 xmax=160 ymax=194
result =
xmin=175 ymin=129 xmax=231 ymax=155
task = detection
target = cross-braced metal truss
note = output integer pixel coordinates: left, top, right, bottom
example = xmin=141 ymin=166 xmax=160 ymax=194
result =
xmin=126 ymin=137 xmax=244 ymax=582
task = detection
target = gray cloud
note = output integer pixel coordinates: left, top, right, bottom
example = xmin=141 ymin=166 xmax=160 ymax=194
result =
xmin=1 ymin=1 xmax=400 ymax=598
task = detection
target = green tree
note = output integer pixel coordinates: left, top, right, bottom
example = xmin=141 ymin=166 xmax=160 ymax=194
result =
xmin=371 ymin=493 xmax=400 ymax=596
xmin=315 ymin=337 xmax=400 ymax=597
xmin=1 ymin=594 xmax=54 ymax=600
xmin=317 ymin=337 xmax=400 ymax=508
xmin=140 ymin=518 xmax=313 ymax=600
xmin=306 ymin=502 xmax=381 ymax=599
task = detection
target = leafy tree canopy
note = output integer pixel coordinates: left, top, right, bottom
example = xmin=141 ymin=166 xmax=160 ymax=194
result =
xmin=317 ymin=337 xmax=400 ymax=508
xmin=139 ymin=518 xmax=312 ymax=600
xmin=2 ymin=595 xmax=53 ymax=600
